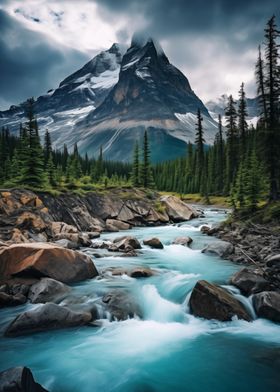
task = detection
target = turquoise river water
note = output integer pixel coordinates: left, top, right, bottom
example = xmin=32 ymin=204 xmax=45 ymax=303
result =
xmin=0 ymin=207 xmax=279 ymax=391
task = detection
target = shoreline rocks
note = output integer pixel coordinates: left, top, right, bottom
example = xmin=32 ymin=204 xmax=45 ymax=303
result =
xmin=28 ymin=278 xmax=71 ymax=304
xmin=252 ymin=291 xmax=280 ymax=322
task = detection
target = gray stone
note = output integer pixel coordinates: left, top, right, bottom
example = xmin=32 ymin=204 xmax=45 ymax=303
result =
xmin=230 ymin=268 xmax=271 ymax=295
xmin=202 ymin=240 xmax=234 ymax=257
xmin=0 ymin=366 xmax=48 ymax=391
xmin=102 ymin=290 xmax=142 ymax=320
xmin=28 ymin=278 xmax=71 ymax=304
xmin=5 ymin=303 xmax=92 ymax=337
xmin=253 ymin=291 xmax=280 ymax=322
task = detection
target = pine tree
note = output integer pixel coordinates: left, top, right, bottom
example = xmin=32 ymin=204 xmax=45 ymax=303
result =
xmin=44 ymin=130 xmax=52 ymax=168
xmin=237 ymin=82 xmax=248 ymax=158
xmin=140 ymin=130 xmax=154 ymax=188
xmin=225 ymin=95 xmax=238 ymax=193
xmin=194 ymin=109 xmax=205 ymax=193
xmin=21 ymin=98 xmax=45 ymax=187
xmin=131 ymin=141 xmax=140 ymax=187
xmin=263 ymin=15 xmax=280 ymax=200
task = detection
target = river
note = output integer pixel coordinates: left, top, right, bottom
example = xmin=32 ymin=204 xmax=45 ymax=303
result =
xmin=0 ymin=207 xmax=279 ymax=391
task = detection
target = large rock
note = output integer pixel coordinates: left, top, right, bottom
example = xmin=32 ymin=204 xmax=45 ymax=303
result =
xmin=113 ymin=236 xmax=142 ymax=251
xmin=143 ymin=237 xmax=164 ymax=249
xmin=0 ymin=292 xmax=26 ymax=308
xmin=0 ymin=366 xmax=48 ymax=391
xmin=172 ymin=236 xmax=193 ymax=247
xmin=106 ymin=267 xmax=156 ymax=278
xmin=189 ymin=280 xmax=252 ymax=322
xmin=160 ymin=196 xmax=199 ymax=222
xmin=5 ymin=303 xmax=92 ymax=337
xmin=106 ymin=219 xmax=130 ymax=231
xmin=102 ymin=290 xmax=142 ymax=320
xmin=202 ymin=240 xmax=234 ymax=257
xmin=28 ymin=278 xmax=71 ymax=304
xmin=265 ymin=254 xmax=280 ymax=268
xmin=50 ymin=221 xmax=78 ymax=236
xmin=0 ymin=243 xmax=98 ymax=283
xmin=230 ymin=268 xmax=271 ymax=295
xmin=54 ymin=239 xmax=80 ymax=250
xmin=253 ymin=291 xmax=280 ymax=322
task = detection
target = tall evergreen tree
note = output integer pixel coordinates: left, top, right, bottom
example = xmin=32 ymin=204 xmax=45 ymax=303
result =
xmin=237 ymin=82 xmax=248 ymax=157
xmin=194 ymin=108 xmax=205 ymax=192
xmin=225 ymin=95 xmax=238 ymax=193
xmin=131 ymin=141 xmax=140 ymax=187
xmin=140 ymin=130 xmax=154 ymax=188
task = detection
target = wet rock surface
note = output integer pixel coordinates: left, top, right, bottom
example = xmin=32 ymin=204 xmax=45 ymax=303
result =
xmin=102 ymin=290 xmax=142 ymax=321
xmin=5 ymin=303 xmax=92 ymax=337
xmin=189 ymin=280 xmax=252 ymax=322
xmin=143 ymin=237 xmax=164 ymax=249
xmin=172 ymin=236 xmax=193 ymax=247
xmin=252 ymin=291 xmax=280 ymax=323
xmin=28 ymin=278 xmax=71 ymax=304
xmin=230 ymin=268 xmax=271 ymax=295
xmin=0 ymin=366 xmax=48 ymax=392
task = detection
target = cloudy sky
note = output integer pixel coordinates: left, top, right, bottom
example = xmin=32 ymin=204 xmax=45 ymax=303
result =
xmin=0 ymin=0 xmax=279 ymax=110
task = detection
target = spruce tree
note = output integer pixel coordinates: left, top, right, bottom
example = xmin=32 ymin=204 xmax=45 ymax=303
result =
xmin=237 ymin=82 xmax=248 ymax=158
xmin=21 ymin=98 xmax=45 ymax=187
xmin=225 ymin=95 xmax=238 ymax=193
xmin=140 ymin=130 xmax=154 ymax=188
xmin=194 ymin=109 xmax=205 ymax=193
xmin=131 ymin=141 xmax=140 ymax=187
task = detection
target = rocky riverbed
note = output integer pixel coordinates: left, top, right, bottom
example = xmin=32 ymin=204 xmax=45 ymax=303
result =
xmin=0 ymin=194 xmax=280 ymax=391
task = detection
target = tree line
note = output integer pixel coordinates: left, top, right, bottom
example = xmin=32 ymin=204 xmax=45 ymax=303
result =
xmin=152 ymin=16 xmax=280 ymax=211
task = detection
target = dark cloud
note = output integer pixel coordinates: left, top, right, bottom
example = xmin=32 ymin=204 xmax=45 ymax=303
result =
xmin=0 ymin=9 xmax=88 ymax=110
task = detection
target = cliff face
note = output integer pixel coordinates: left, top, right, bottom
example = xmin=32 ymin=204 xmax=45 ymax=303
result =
xmin=0 ymin=188 xmax=199 ymax=244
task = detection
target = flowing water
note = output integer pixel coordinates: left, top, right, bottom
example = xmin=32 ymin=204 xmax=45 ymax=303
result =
xmin=0 ymin=208 xmax=280 ymax=391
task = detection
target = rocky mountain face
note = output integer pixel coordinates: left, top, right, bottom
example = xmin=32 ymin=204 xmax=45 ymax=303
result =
xmin=0 ymin=43 xmax=125 ymax=148
xmin=206 ymin=94 xmax=259 ymax=127
xmin=0 ymin=37 xmax=218 ymax=162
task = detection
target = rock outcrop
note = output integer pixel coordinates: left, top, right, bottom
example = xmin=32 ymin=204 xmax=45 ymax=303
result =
xmin=0 ymin=366 xmax=48 ymax=392
xmin=5 ymin=303 xmax=92 ymax=337
xmin=252 ymin=291 xmax=280 ymax=322
xmin=189 ymin=280 xmax=252 ymax=321
xmin=160 ymin=196 xmax=199 ymax=222
xmin=0 ymin=292 xmax=26 ymax=308
xmin=0 ymin=243 xmax=98 ymax=283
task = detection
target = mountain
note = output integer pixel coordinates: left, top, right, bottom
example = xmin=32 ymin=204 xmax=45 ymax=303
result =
xmin=206 ymin=94 xmax=259 ymax=127
xmin=0 ymin=37 xmax=218 ymax=162
xmin=0 ymin=43 xmax=126 ymax=146
xmin=77 ymin=36 xmax=218 ymax=161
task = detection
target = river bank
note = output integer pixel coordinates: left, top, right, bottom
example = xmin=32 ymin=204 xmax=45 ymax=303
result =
xmin=0 ymin=207 xmax=279 ymax=392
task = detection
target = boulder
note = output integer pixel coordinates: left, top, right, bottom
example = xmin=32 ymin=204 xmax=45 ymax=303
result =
xmin=0 ymin=243 xmax=98 ymax=283
xmin=130 ymin=268 xmax=156 ymax=278
xmin=105 ymin=267 xmax=156 ymax=278
xmin=86 ymin=232 xmax=101 ymax=239
xmin=0 ymin=366 xmax=48 ymax=391
xmin=172 ymin=236 xmax=193 ymax=247
xmin=54 ymin=239 xmax=80 ymax=250
xmin=200 ymin=225 xmax=210 ymax=234
xmin=143 ymin=237 xmax=164 ymax=249
xmin=265 ymin=254 xmax=280 ymax=268
xmin=113 ymin=236 xmax=142 ymax=251
xmin=252 ymin=291 xmax=280 ymax=322
xmin=230 ymin=268 xmax=271 ymax=295
xmin=9 ymin=228 xmax=29 ymax=244
xmin=5 ymin=303 xmax=92 ymax=337
xmin=160 ymin=196 xmax=199 ymax=222
xmin=50 ymin=221 xmax=78 ymax=236
xmin=202 ymin=240 xmax=234 ymax=257
xmin=28 ymin=278 xmax=71 ymax=304
xmin=0 ymin=292 xmax=26 ymax=308
xmin=189 ymin=280 xmax=252 ymax=322
xmin=102 ymin=290 xmax=142 ymax=320
xmin=106 ymin=219 xmax=130 ymax=231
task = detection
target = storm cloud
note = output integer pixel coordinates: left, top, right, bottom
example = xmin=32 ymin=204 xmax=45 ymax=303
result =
xmin=0 ymin=0 xmax=279 ymax=110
